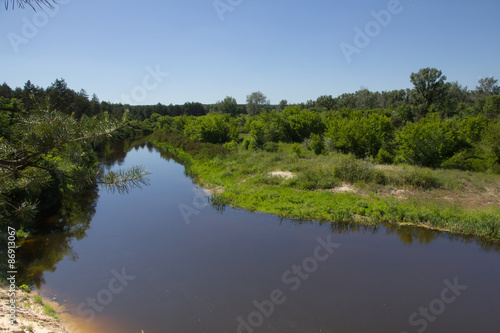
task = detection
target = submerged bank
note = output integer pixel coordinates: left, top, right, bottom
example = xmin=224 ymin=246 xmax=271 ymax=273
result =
xmin=150 ymin=134 xmax=500 ymax=243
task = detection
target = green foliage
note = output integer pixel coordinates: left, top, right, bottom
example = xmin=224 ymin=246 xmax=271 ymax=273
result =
xmin=326 ymin=112 xmax=395 ymax=159
xmin=482 ymin=120 xmax=500 ymax=169
xmin=401 ymin=167 xmax=441 ymax=189
xmin=284 ymin=106 xmax=325 ymax=142
xmin=19 ymin=284 xmax=31 ymax=293
xmin=246 ymin=91 xmax=270 ymax=116
xmin=223 ymin=140 xmax=239 ymax=150
xmin=213 ymin=96 xmax=239 ymax=116
xmin=483 ymin=95 xmax=500 ymax=119
xmin=410 ymin=67 xmax=448 ymax=115
xmin=333 ymin=154 xmax=373 ymax=183
xmin=184 ymin=113 xmax=238 ymax=144
xmin=0 ymin=103 xmax=149 ymax=227
xmin=264 ymin=142 xmax=279 ymax=153
xmin=289 ymin=168 xmax=339 ymax=190
xmin=32 ymin=295 xmax=61 ymax=321
xmin=291 ymin=143 xmax=302 ymax=158
xmin=376 ymin=148 xmax=394 ymax=164
xmin=309 ymin=133 xmax=324 ymax=155
xmin=397 ymin=114 xmax=469 ymax=168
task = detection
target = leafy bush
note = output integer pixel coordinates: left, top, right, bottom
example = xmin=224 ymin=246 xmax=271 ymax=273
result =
xmin=376 ymin=148 xmax=394 ymax=164
xmin=223 ymin=140 xmax=238 ymax=150
xmin=326 ymin=113 xmax=395 ymax=159
xmin=264 ymin=142 xmax=279 ymax=153
xmin=288 ymin=169 xmax=338 ymax=190
xmin=184 ymin=113 xmax=238 ymax=144
xmin=333 ymin=154 xmax=373 ymax=183
xmin=441 ymin=151 xmax=488 ymax=172
xmin=309 ymin=133 xmax=324 ymax=155
xmin=372 ymin=169 xmax=388 ymax=185
xmin=397 ymin=114 xmax=469 ymax=168
xmin=401 ymin=167 xmax=441 ymax=190
xmin=291 ymin=143 xmax=302 ymax=158
xmin=483 ymin=95 xmax=500 ymax=119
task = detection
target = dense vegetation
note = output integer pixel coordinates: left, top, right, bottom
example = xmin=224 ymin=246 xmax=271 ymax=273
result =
xmin=1 ymin=67 xmax=499 ymax=242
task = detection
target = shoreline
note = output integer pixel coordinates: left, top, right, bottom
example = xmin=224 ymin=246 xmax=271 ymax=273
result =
xmin=0 ymin=286 xmax=70 ymax=333
xmin=151 ymin=138 xmax=500 ymax=244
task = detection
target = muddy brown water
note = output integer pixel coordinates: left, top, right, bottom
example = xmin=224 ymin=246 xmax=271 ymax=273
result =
xmin=17 ymin=143 xmax=500 ymax=333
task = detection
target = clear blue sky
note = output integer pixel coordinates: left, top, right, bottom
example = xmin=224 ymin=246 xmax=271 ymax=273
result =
xmin=1 ymin=0 xmax=499 ymax=105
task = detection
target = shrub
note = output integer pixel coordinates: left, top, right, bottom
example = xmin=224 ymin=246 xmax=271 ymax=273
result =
xmin=402 ymin=167 xmax=441 ymax=190
xmin=326 ymin=113 xmax=395 ymax=159
xmin=264 ymin=142 xmax=279 ymax=153
xmin=309 ymin=133 xmax=324 ymax=155
xmin=292 ymin=169 xmax=338 ymax=190
xmin=223 ymin=140 xmax=238 ymax=150
xmin=441 ymin=151 xmax=488 ymax=172
xmin=291 ymin=143 xmax=302 ymax=158
xmin=483 ymin=95 xmax=500 ymax=119
xmin=333 ymin=154 xmax=373 ymax=183
xmin=397 ymin=114 xmax=469 ymax=168
xmin=376 ymin=148 xmax=394 ymax=164
xmin=372 ymin=169 xmax=387 ymax=185
xmin=184 ymin=113 xmax=238 ymax=144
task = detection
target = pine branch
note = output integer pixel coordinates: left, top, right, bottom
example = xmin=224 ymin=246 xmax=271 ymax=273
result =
xmin=99 ymin=165 xmax=151 ymax=194
xmin=4 ymin=0 xmax=55 ymax=10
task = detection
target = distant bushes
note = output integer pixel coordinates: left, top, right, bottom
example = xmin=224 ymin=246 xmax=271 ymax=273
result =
xmin=325 ymin=112 xmax=395 ymax=159
xmin=396 ymin=114 xmax=469 ymax=168
xmin=147 ymin=101 xmax=500 ymax=174
xmin=183 ymin=113 xmax=239 ymax=144
xmin=150 ymin=131 xmax=229 ymax=158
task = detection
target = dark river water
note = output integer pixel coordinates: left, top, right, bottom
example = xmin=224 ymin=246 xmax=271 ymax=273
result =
xmin=18 ymin=143 xmax=500 ymax=333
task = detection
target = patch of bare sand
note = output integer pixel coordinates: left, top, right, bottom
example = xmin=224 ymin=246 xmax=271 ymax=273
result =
xmin=268 ymin=170 xmax=295 ymax=179
xmin=330 ymin=183 xmax=357 ymax=194
xmin=0 ymin=287 xmax=68 ymax=333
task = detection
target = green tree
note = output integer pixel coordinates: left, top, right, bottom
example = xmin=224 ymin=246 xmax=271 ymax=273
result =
xmin=483 ymin=95 xmax=500 ymax=119
xmin=309 ymin=133 xmax=324 ymax=155
xmin=246 ymin=91 xmax=270 ymax=116
xmin=279 ymin=99 xmax=288 ymax=111
xmin=184 ymin=113 xmax=238 ymax=144
xmin=476 ymin=77 xmax=500 ymax=96
xmin=315 ymin=95 xmax=336 ymax=110
xmin=396 ymin=114 xmax=469 ymax=168
xmin=213 ymin=96 xmax=238 ymax=116
xmin=410 ymin=68 xmax=448 ymax=116
xmin=0 ymin=103 xmax=149 ymax=222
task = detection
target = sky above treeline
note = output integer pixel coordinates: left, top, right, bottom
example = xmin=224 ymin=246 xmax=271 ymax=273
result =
xmin=1 ymin=0 xmax=499 ymax=105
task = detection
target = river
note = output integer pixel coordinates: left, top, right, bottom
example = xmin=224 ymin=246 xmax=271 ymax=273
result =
xmin=18 ymin=142 xmax=500 ymax=333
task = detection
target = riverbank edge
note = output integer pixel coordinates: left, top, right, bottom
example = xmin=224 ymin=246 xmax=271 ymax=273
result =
xmin=0 ymin=285 xmax=69 ymax=333
xmin=150 ymin=139 xmax=500 ymax=243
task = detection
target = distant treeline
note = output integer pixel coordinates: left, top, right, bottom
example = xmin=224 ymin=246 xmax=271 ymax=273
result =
xmin=1 ymin=67 xmax=498 ymax=121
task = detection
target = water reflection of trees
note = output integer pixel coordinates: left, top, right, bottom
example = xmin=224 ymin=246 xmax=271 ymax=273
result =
xmin=284 ymin=218 xmax=500 ymax=253
xmin=17 ymin=139 xmax=150 ymax=288
xmin=17 ymin=185 xmax=99 ymax=288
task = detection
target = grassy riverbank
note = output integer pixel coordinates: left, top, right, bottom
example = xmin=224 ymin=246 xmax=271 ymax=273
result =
xmin=150 ymin=132 xmax=500 ymax=243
